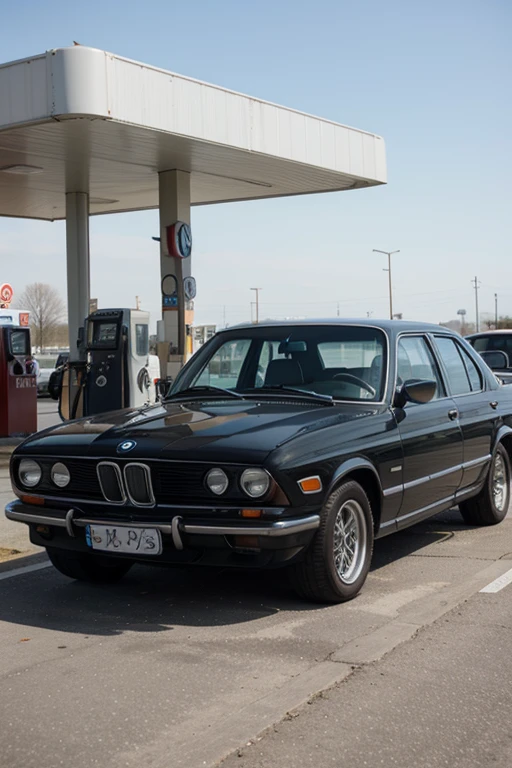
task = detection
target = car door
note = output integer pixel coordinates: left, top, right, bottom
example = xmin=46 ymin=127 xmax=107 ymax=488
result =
xmin=431 ymin=335 xmax=497 ymax=492
xmin=395 ymin=334 xmax=463 ymax=527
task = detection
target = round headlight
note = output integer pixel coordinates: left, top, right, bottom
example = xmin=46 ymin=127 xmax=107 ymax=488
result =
xmin=51 ymin=462 xmax=71 ymax=488
xmin=206 ymin=468 xmax=229 ymax=496
xmin=18 ymin=459 xmax=42 ymax=488
xmin=240 ymin=468 xmax=270 ymax=498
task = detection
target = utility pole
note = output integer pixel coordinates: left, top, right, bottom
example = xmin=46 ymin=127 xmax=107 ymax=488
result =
xmin=135 ymin=295 xmax=141 ymax=310
xmin=472 ymin=276 xmax=480 ymax=332
xmin=495 ymin=293 xmax=498 ymax=329
xmin=373 ymin=249 xmax=400 ymax=320
xmin=223 ymin=305 xmax=226 ymax=328
xmin=250 ymin=288 xmax=261 ymax=324
xmin=337 ymin=302 xmax=340 ymax=317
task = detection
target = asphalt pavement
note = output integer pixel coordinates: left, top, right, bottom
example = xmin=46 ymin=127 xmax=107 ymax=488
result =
xmin=36 ymin=398 xmax=61 ymax=431
xmin=221 ymin=579 xmax=512 ymax=768
xmin=1 ymin=496 xmax=511 ymax=768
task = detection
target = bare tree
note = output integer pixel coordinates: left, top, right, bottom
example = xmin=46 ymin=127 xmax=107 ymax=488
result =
xmin=17 ymin=283 xmax=66 ymax=350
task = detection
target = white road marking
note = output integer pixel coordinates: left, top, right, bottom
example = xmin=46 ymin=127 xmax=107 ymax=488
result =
xmin=0 ymin=562 xmax=52 ymax=581
xmin=480 ymin=567 xmax=512 ymax=594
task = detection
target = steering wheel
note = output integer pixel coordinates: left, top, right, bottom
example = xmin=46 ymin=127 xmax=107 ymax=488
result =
xmin=332 ymin=373 xmax=376 ymax=397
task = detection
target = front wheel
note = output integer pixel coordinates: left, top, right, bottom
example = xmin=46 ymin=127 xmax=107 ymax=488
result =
xmin=46 ymin=548 xmax=133 ymax=583
xmin=289 ymin=480 xmax=374 ymax=603
xmin=459 ymin=444 xmax=511 ymax=526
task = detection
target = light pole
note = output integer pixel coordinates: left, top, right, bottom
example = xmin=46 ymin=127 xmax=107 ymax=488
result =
xmin=457 ymin=308 xmax=466 ymax=335
xmin=250 ymin=288 xmax=261 ymax=324
xmin=373 ymin=249 xmax=400 ymax=320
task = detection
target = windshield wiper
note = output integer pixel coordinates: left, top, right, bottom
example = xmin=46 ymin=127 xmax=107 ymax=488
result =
xmin=242 ymin=386 xmax=333 ymax=404
xmin=165 ymin=385 xmax=244 ymax=401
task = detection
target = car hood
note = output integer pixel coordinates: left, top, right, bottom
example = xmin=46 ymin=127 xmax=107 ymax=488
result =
xmin=38 ymin=370 xmax=54 ymax=382
xmin=18 ymin=398 xmax=380 ymax=464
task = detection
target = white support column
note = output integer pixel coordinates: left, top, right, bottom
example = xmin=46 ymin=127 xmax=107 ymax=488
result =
xmin=158 ymin=170 xmax=191 ymax=378
xmin=66 ymin=192 xmax=90 ymax=360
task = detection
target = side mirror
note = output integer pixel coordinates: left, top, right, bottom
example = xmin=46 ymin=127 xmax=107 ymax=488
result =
xmin=479 ymin=350 xmax=509 ymax=371
xmin=394 ymin=378 xmax=436 ymax=408
xmin=155 ymin=378 xmax=171 ymax=400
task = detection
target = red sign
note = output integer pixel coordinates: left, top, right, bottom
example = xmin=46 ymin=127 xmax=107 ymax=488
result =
xmin=19 ymin=312 xmax=29 ymax=326
xmin=0 ymin=283 xmax=13 ymax=307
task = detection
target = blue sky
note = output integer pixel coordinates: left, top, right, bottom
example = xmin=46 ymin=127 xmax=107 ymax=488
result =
xmin=1 ymin=0 xmax=511 ymax=329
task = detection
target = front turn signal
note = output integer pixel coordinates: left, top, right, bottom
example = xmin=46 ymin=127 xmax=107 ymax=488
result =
xmin=298 ymin=476 xmax=322 ymax=494
xmin=241 ymin=509 xmax=262 ymax=519
xmin=21 ymin=495 xmax=45 ymax=506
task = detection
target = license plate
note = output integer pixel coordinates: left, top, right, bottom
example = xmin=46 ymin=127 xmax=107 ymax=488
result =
xmin=86 ymin=525 xmax=162 ymax=555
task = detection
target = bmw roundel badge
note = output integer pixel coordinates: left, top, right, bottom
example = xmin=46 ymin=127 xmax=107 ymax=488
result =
xmin=117 ymin=440 xmax=136 ymax=454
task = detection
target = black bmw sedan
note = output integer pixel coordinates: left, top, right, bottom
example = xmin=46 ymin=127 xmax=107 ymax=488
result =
xmin=6 ymin=320 xmax=512 ymax=602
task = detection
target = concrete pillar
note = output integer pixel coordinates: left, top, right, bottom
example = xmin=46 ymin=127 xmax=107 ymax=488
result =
xmin=158 ymin=170 xmax=191 ymax=379
xmin=65 ymin=192 xmax=90 ymax=360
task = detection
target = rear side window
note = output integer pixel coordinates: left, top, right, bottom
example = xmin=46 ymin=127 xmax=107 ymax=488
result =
xmin=459 ymin=347 xmax=483 ymax=391
xmin=434 ymin=337 xmax=473 ymax=395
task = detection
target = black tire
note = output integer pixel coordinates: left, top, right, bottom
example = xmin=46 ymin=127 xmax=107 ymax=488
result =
xmin=289 ymin=480 xmax=374 ymax=603
xmin=459 ymin=444 xmax=511 ymax=526
xmin=46 ymin=548 xmax=133 ymax=583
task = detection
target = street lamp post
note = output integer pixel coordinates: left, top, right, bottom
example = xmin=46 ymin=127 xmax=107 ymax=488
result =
xmin=250 ymin=288 xmax=261 ymax=324
xmin=373 ymin=249 xmax=400 ymax=320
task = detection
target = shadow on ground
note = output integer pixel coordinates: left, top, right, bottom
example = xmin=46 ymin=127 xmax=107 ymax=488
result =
xmin=0 ymin=507 xmax=471 ymax=637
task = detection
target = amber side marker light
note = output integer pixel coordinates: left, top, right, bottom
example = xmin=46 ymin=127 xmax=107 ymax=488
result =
xmin=298 ymin=476 xmax=322 ymax=494
xmin=241 ymin=509 xmax=262 ymax=519
xmin=21 ymin=495 xmax=45 ymax=506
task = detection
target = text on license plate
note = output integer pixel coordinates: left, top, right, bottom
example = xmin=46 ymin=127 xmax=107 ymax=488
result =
xmin=86 ymin=525 xmax=162 ymax=555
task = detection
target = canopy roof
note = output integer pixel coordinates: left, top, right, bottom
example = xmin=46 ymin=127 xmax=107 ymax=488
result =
xmin=0 ymin=46 xmax=386 ymax=221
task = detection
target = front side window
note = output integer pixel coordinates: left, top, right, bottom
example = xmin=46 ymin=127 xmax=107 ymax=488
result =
xmin=177 ymin=326 xmax=387 ymax=401
xmin=434 ymin=337 xmax=472 ymax=395
xmin=194 ymin=338 xmax=253 ymax=390
xmin=397 ymin=336 xmax=444 ymax=399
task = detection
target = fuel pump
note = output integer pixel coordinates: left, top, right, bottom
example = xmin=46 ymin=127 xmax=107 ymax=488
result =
xmin=0 ymin=319 xmax=37 ymax=436
xmin=57 ymin=308 xmax=159 ymax=420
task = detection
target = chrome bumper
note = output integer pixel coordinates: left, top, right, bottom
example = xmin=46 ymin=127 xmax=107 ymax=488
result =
xmin=5 ymin=502 xmax=320 ymax=552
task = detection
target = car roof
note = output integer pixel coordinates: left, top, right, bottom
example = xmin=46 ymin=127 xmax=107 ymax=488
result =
xmin=221 ymin=318 xmax=455 ymax=335
xmin=466 ymin=330 xmax=512 ymax=338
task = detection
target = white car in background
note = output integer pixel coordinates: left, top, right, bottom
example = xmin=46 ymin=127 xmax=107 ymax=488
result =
xmin=35 ymin=356 xmax=58 ymax=397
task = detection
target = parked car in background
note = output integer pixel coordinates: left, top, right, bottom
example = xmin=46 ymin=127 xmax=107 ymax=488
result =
xmin=48 ymin=353 xmax=70 ymax=400
xmin=35 ymin=356 xmax=58 ymax=396
xmin=7 ymin=320 xmax=512 ymax=603
xmin=466 ymin=331 xmax=512 ymax=385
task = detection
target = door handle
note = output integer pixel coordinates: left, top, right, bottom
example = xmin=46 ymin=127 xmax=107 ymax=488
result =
xmin=490 ymin=401 xmax=498 ymax=410
xmin=448 ymin=408 xmax=458 ymax=421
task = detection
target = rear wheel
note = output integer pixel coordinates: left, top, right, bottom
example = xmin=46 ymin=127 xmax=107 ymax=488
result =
xmin=289 ymin=480 xmax=374 ymax=603
xmin=46 ymin=548 xmax=133 ymax=583
xmin=459 ymin=444 xmax=511 ymax=526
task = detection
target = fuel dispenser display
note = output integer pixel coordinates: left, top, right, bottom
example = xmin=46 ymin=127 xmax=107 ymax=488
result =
xmin=0 ymin=324 xmax=37 ymax=436
xmin=58 ymin=308 xmax=159 ymax=420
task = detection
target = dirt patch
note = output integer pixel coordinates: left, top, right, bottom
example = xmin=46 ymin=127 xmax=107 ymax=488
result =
xmin=0 ymin=547 xmax=27 ymax=563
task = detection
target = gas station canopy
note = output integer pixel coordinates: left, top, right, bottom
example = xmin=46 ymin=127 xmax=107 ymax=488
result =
xmin=0 ymin=46 xmax=386 ymax=221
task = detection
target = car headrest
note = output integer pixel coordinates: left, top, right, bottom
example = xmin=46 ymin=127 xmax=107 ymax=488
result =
xmin=264 ymin=359 xmax=304 ymax=387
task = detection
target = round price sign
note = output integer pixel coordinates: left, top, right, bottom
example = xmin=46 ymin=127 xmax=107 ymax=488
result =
xmin=0 ymin=283 xmax=13 ymax=306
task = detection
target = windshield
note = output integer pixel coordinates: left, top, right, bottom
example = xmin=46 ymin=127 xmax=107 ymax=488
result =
xmin=36 ymin=357 xmax=57 ymax=369
xmin=172 ymin=325 xmax=387 ymax=402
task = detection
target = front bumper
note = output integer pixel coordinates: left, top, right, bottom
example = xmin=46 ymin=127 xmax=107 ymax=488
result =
xmin=5 ymin=500 xmax=320 ymax=568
